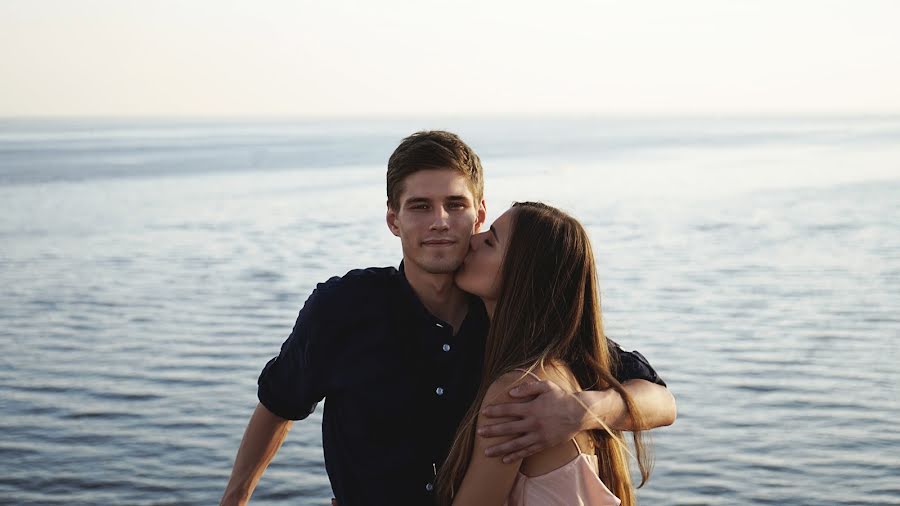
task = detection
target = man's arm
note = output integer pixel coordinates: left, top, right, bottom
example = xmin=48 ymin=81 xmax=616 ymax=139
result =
xmin=478 ymin=341 xmax=675 ymax=462
xmin=222 ymin=278 xmax=339 ymax=504
xmin=577 ymin=378 xmax=677 ymax=431
xmin=479 ymin=378 xmax=675 ymax=462
xmin=220 ymin=403 xmax=293 ymax=506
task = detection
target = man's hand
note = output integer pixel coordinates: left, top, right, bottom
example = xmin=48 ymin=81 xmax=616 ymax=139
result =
xmin=477 ymin=380 xmax=587 ymax=464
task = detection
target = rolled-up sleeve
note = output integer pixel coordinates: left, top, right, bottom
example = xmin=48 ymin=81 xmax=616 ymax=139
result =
xmin=257 ymin=287 xmax=332 ymax=420
xmin=609 ymin=340 xmax=667 ymax=387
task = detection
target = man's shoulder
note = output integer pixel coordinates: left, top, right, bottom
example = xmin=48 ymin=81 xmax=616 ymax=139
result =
xmin=315 ymin=266 xmax=399 ymax=294
xmin=308 ymin=266 xmax=400 ymax=310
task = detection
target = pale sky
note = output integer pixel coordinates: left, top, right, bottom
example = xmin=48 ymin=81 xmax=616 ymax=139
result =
xmin=1 ymin=0 xmax=899 ymax=117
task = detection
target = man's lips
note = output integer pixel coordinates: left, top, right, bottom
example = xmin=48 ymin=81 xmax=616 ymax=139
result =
xmin=422 ymin=239 xmax=457 ymax=246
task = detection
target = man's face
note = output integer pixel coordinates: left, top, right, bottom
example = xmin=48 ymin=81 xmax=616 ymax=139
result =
xmin=386 ymin=169 xmax=486 ymax=275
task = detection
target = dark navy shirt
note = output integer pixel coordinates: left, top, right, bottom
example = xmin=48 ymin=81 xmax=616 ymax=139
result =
xmin=257 ymin=264 xmax=665 ymax=506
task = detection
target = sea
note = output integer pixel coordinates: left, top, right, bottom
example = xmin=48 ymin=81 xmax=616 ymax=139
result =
xmin=1 ymin=116 xmax=899 ymax=505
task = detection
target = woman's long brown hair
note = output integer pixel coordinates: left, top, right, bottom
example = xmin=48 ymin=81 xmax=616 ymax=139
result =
xmin=436 ymin=202 xmax=652 ymax=505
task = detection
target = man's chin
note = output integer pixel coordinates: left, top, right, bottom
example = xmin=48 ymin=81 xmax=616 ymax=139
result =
xmin=420 ymin=256 xmax=465 ymax=275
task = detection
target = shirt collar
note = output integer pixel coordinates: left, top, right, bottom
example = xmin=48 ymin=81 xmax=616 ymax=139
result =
xmin=397 ymin=260 xmax=487 ymax=333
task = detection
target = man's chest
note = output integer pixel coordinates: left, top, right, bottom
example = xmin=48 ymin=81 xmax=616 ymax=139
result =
xmin=325 ymin=318 xmax=484 ymax=438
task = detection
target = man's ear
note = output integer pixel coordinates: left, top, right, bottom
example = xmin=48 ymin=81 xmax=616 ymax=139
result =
xmin=473 ymin=198 xmax=487 ymax=233
xmin=386 ymin=201 xmax=401 ymax=237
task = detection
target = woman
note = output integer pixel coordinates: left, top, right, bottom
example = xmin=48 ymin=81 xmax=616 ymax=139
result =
xmin=436 ymin=202 xmax=652 ymax=506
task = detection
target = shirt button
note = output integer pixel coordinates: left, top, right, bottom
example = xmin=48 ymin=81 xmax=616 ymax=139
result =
xmin=425 ymin=482 xmax=434 ymax=492
xmin=435 ymin=387 xmax=444 ymax=396
xmin=442 ymin=344 xmax=451 ymax=352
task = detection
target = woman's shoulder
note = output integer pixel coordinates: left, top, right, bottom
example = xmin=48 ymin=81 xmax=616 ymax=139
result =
xmin=482 ymin=370 xmax=533 ymax=407
xmin=527 ymin=360 xmax=582 ymax=394
xmin=482 ymin=361 xmax=581 ymax=406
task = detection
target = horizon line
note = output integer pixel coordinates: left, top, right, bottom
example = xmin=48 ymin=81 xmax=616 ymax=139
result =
xmin=3 ymin=111 xmax=900 ymax=122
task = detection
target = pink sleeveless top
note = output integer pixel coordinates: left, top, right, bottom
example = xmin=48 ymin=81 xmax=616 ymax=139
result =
xmin=505 ymin=437 xmax=621 ymax=506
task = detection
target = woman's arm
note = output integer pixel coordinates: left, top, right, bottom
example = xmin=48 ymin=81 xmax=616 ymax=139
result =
xmin=451 ymin=372 xmax=527 ymax=506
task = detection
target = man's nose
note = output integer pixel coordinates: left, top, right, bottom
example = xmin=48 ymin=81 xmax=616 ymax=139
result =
xmin=430 ymin=207 xmax=450 ymax=230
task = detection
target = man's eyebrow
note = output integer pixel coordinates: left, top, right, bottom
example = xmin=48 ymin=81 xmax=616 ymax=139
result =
xmin=490 ymin=225 xmax=499 ymax=242
xmin=403 ymin=195 xmax=470 ymax=206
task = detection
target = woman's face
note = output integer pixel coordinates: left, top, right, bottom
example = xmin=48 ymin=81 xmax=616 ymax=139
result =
xmin=455 ymin=208 xmax=514 ymax=302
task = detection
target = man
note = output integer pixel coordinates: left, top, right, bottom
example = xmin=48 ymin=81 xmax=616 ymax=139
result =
xmin=220 ymin=131 xmax=676 ymax=505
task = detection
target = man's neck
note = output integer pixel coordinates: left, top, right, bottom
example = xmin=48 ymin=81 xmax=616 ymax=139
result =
xmin=403 ymin=262 xmax=469 ymax=333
